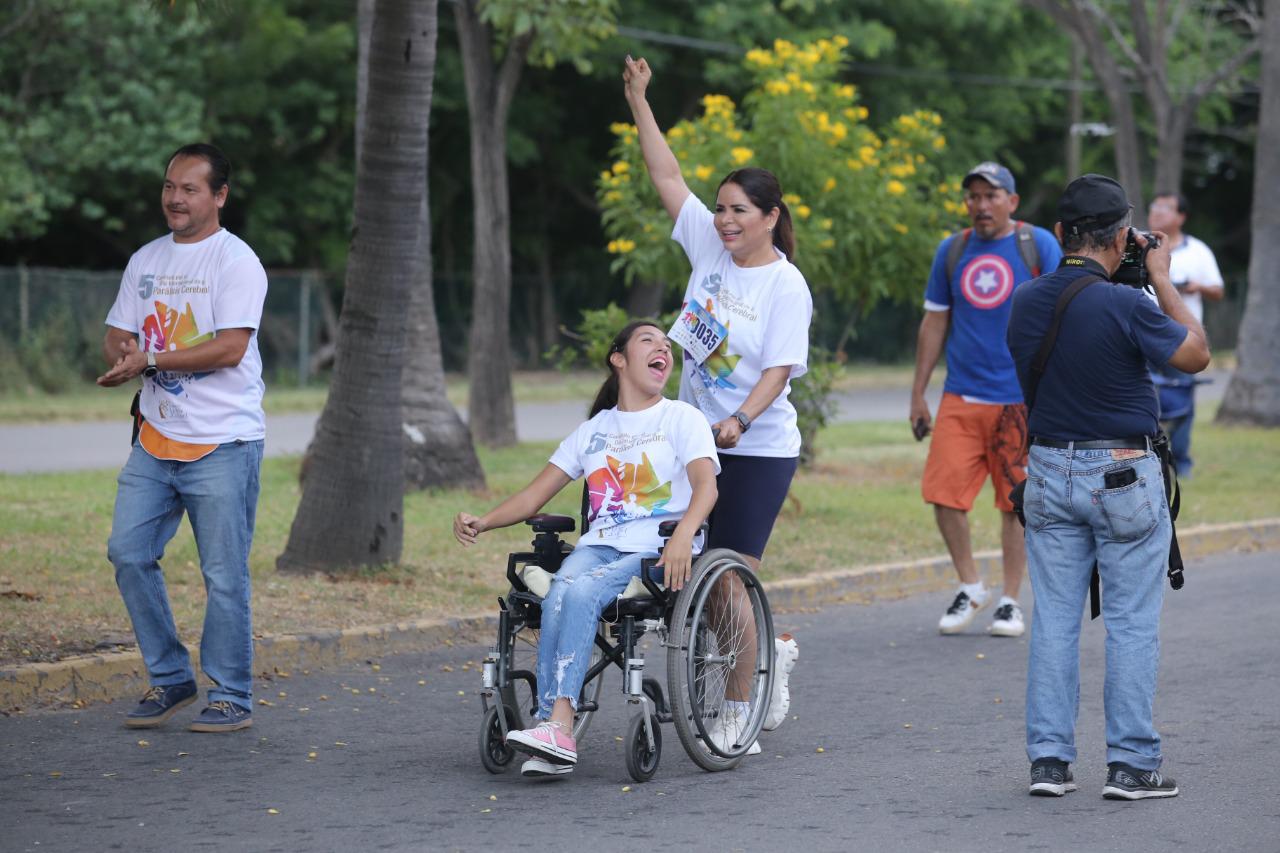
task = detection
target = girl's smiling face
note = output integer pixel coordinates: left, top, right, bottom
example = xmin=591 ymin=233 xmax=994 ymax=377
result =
xmin=612 ymin=324 xmax=672 ymax=397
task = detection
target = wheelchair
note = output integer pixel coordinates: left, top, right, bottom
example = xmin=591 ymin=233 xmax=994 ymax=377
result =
xmin=477 ymin=511 xmax=776 ymax=782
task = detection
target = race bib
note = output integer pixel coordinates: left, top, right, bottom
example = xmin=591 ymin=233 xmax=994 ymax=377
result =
xmin=669 ymin=300 xmax=727 ymax=365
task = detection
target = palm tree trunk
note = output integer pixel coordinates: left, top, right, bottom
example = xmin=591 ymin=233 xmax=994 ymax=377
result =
xmin=278 ymin=0 xmax=436 ymax=572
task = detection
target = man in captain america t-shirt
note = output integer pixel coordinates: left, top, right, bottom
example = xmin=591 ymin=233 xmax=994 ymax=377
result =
xmin=97 ymin=143 xmax=267 ymax=734
xmin=909 ymin=162 xmax=1062 ymax=638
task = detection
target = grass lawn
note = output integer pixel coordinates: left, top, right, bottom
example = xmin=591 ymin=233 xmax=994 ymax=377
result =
xmin=2 ymin=415 xmax=1276 ymax=667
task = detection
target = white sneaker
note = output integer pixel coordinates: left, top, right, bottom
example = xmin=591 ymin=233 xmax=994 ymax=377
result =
xmin=704 ymin=707 xmax=762 ymax=756
xmin=938 ymin=587 xmax=988 ymax=634
xmin=989 ymin=598 xmax=1025 ymax=638
xmin=764 ymin=634 xmax=798 ymax=731
xmin=520 ymin=756 xmax=573 ymax=778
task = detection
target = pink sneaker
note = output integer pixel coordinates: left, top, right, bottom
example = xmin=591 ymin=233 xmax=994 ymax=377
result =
xmin=506 ymin=721 xmax=577 ymax=765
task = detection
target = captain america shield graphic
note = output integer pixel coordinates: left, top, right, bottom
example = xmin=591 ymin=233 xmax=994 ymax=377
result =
xmin=960 ymin=254 xmax=1014 ymax=309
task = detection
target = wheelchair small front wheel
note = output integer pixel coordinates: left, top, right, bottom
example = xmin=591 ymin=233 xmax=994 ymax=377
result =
xmin=479 ymin=704 xmax=519 ymax=774
xmin=624 ymin=711 xmax=662 ymax=782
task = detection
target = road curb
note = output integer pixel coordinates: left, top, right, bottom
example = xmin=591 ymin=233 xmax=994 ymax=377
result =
xmin=4 ymin=517 xmax=1277 ymax=712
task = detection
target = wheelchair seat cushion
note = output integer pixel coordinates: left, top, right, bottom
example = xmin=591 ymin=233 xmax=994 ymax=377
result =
xmin=519 ymin=565 xmax=652 ymax=600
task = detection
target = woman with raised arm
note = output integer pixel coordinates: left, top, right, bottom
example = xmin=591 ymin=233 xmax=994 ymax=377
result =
xmin=622 ymin=55 xmax=811 ymax=748
xmin=453 ymin=321 xmax=718 ymax=778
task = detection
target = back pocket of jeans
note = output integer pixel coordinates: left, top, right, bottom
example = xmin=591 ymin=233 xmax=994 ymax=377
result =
xmin=1024 ymin=476 xmax=1050 ymax=531
xmin=1097 ymin=478 xmax=1157 ymax=542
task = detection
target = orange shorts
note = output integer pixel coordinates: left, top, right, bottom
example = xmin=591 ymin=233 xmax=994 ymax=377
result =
xmin=922 ymin=393 xmax=1028 ymax=513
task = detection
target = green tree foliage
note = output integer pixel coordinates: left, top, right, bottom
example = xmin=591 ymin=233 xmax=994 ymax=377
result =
xmin=0 ymin=0 xmax=356 ymax=268
xmin=598 ymin=36 xmax=962 ymax=312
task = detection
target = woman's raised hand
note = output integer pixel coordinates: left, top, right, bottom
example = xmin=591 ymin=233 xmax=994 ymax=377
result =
xmin=622 ymin=54 xmax=652 ymax=102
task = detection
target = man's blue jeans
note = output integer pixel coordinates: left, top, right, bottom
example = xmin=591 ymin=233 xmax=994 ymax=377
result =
xmin=107 ymin=439 xmax=263 ymax=708
xmin=1023 ymin=444 xmax=1171 ymax=771
xmin=535 ymin=545 xmax=658 ymax=720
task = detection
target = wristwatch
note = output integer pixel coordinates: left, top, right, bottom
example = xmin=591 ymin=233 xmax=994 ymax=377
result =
xmin=731 ymin=410 xmax=752 ymax=432
xmin=142 ymin=351 xmax=159 ymax=378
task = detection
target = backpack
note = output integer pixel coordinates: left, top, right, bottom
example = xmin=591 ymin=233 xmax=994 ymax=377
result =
xmin=945 ymin=220 xmax=1041 ymax=284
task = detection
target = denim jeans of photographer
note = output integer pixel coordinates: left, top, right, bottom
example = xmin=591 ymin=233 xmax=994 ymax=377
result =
xmin=1022 ymin=445 xmax=1171 ymax=771
xmin=108 ymin=439 xmax=263 ymax=708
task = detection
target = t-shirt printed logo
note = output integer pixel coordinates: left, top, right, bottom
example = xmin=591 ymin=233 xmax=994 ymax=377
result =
xmin=700 ymin=272 xmax=722 ymax=295
xmin=960 ymin=254 xmax=1015 ymax=309
xmin=586 ymin=452 xmax=673 ymax=525
xmin=692 ymin=299 xmax=739 ymax=392
xmin=141 ymin=299 xmax=215 ymax=396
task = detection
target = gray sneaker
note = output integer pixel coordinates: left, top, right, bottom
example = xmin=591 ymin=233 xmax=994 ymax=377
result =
xmin=1029 ymin=757 xmax=1077 ymax=796
xmin=1102 ymin=763 xmax=1179 ymax=800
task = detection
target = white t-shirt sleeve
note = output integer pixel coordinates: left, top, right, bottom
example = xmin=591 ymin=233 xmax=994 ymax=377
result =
xmin=549 ymin=421 xmax=587 ymax=479
xmin=671 ymin=194 xmax=721 ymax=271
xmin=670 ymin=403 xmax=721 ymax=475
xmin=760 ymin=273 xmax=813 ymax=379
xmin=212 ymin=253 xmax=269 ymax=331
xmin=105 ymin=256 xmax=140 ymax=333
xmin=1194 ymin=240 xmax=1224 ymax=288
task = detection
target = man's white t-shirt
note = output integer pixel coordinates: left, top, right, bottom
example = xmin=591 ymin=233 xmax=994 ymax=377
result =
xmin=105 ymin=228 xmax=268 ymax=444
xmin=1157 ymin=233 xmax=1223 ymax=324
xmin=549 ymin=398 xmax=720 ymax=553
xmin=671 ymin=194 xmax=813 ymax=458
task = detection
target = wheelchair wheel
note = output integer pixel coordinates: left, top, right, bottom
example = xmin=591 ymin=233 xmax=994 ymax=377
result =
xmin=624 ymin=711 xmax=662 ymax=783
xmin=479 ymin=704 xmax=519 ymax=774
xmin=501 ymin=626 xmax=604 ymax=741
xmin=667 ymin=549 xmax=775 ymax=772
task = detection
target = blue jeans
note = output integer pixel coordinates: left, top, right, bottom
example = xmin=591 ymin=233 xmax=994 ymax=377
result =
xmin=535 ymin=545 xmax=657 ymax=719
xmin=107 ymin=439 xmax=263 ymax=708
xmin=1023 ymin=444 xmax=1171 ymax=770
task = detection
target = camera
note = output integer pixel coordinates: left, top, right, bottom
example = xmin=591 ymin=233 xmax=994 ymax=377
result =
xmin=1113 ymin=227 xmax=1160 ymax=290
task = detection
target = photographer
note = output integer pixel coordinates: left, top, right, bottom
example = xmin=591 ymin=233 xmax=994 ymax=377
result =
xmin=1006 ymin=174 xmax=1209 ymax=801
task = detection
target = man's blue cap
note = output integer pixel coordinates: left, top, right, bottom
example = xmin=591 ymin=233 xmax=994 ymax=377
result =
xmin=962 ymin=162 xmax=1016 ymax=194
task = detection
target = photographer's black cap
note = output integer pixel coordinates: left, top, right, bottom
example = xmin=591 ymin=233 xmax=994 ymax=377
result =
xmin=1058 ymin=173 xmax=1132 ymax=235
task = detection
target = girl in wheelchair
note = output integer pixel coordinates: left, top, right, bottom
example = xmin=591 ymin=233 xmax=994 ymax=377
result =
xmin=453 ymin=320 xmax=718 ymax=776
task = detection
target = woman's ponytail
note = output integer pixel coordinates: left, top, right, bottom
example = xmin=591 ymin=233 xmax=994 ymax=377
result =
xmin=772 ymin=200 xmax=796 ymax=260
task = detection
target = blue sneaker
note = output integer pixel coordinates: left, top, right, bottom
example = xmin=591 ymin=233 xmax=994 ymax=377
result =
xmin=125 ymin=681 xmax=198 ymax=729
xmin=189 ymin=700 xmax=253 ymax=732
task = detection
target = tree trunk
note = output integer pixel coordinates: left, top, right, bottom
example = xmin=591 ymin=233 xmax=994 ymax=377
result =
xmin=1218 ymin=0 xmax=1280 ymax=426
xmin=454 ymin=0 xmax=532 ymax=448
xmin=626 ymin=278 xmax=666 ymax=319
xmin=277 ymin=0 xmax=435 ymax=573
xmin=355 ymin=0 xmax=373 ymax=164
xmin=404 ymin=191 xmax=486 ymax=489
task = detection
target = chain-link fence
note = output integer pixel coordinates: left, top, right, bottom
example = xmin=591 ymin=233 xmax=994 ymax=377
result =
xmin=0 ymin=265 xmax=328 ymax=393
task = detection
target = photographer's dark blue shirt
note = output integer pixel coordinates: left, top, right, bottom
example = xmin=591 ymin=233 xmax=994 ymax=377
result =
xmin=1006 ymin=256 xmax=1188 ymax=440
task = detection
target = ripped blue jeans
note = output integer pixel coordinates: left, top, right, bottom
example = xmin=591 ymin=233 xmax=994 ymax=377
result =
xmin=535 ymin=545 xmax=658 ymax=719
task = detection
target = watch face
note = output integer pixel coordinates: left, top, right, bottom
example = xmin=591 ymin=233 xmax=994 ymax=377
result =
xmin=143 ymin=366 xmax=159 ymax=378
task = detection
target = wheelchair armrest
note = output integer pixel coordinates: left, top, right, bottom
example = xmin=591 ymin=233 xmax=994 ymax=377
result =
xmin=657 ymin=519 xmax=710 ymax=540
xmin=527 ymin=514 xmax=575 ymax=534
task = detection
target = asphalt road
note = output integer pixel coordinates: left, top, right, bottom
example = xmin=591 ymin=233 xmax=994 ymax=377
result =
xmin=0 ymin=369 xmax=1232 ymax=474
xmin=2 ymin=548 xmax=1276 ymax=852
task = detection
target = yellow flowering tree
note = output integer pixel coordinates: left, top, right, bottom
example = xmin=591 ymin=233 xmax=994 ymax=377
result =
xmin=598 ymin=36 xmax=965 ymax=312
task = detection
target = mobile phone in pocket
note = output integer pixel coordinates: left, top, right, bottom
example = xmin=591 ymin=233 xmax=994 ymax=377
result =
xmin=1104 ymin=467 xmax=1138 ymax=489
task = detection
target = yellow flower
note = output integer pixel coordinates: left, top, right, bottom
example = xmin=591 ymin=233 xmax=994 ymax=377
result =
xmin=828 ymin=122 xmax=847 ymax=142
xmin=783 ymin=193 xmax=802 ymax=205
xmin=731 ymin=147 xmax=753 ymax=165
xmin=835 ymin=84 xmax=855 ymax=100
xmin=609 ymin=122 xmax=633 ymax=136
xmin=933 ymin=136 xmax=946 ymax=150
xmin=795 ymin=204 xmax=811 ymax=219
xmin=745 ymin=48 xmax=774 ymax=67
xmin=667 ymin=126 xmax=686 ymax=140
xmin=859 ymin=146 xmax=877 ymax=165
xmin=612 ymin=161 xmax=630 ymax=174
xmin=833 ymin=35 xmax=849 ymax=48
xmin=823 ymin=177 xmax=837 ymax=193
xmin=766 ymin=80 xmax=792 ymax=96
xmin=694 ymin=164 xmax=714 ymax=181
xmin=893 ymin=223 xmax=909 ymax=234
xmin=607 ymin=238 xmax=636 ymax=254
xmin=819 ymin=237 xmax=835 ymax=249
xmin=600 ymin=170 xmax=612 ymax=182
xmin=887 ymin=180 xmax=907 ymax=196
xmin=774 ymin=39 xmax=796 ymax=59
xmin=800 ymin=81 xmax=816 ymax=95
xmin=857 ymin=106 xmax=869 ymax=120
xmin=603 ymin=190 xmax=622 ymax=203
xmin=821 ymin=217 xmax=833 ymax=230
xmin=846 ymin=157 xmax=863 ymax=171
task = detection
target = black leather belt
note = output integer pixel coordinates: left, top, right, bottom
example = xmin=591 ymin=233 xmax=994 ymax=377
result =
xmin=1031 ymin=436 xmax=1151 ymax=450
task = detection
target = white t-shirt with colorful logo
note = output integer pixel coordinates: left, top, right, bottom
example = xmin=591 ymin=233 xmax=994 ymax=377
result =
xmin=671 ymin=194 xmax=813 ymax=458
xmin=106 ymin=229 xmax=268 ymax=444
xmin=549 ymin=398 xmax=720 ymax=553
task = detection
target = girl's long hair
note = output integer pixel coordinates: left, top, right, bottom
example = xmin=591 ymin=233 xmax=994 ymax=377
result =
xmin=718 ymin=167 xmax=796 ymax=260
xmin=589 ymin=319 xmax=663 ymax=417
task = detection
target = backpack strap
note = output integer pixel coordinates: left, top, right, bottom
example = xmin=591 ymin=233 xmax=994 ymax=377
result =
xmin=1014 ymin=221 xmax=1041 ymax=278
xmin=944 ymin=228 xmax=972 ymax=285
